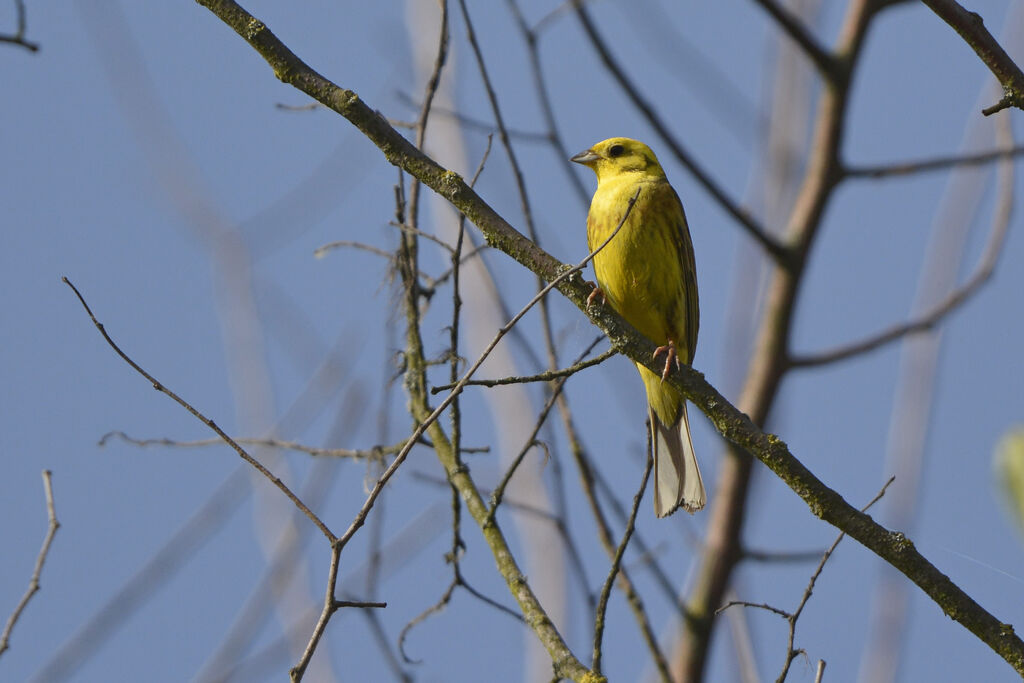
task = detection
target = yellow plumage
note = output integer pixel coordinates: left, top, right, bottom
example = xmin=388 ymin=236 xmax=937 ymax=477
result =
xmin=571 ymin=137 xmax=705 ymax=516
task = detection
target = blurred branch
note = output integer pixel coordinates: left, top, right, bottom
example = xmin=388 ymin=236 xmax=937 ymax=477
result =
xmin=396 ymin=90 xmax=550 ymax=143
xmin=845 ymin=144 xmax=1024 ymax=178
xmin=505 ymin=0 xmax=591 ymax=204
xmin=751 ymin=0 xmax=837 ymax=77
xmin=0 ymin=471 xmax=58 ymax=658
xmin=190 ymin=1 xmax=1024 ymax=675
xmin=677 ymin=0 xmax=871 ymax=674
xmin=920 ymin=0 xmax=1024 ymax=115
xmin=743 ymin=547 xmax=825 ymax=563
xmin=98 ymin=430 xmax=439 ymax=460
xmin=0 ymin=0 xmax=38 ymax=52
xmin=790 ymin=121 xmax=1015 ymax=369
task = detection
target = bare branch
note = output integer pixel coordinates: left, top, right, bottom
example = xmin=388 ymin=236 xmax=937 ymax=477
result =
xmin=717 ymin=600 xmax=791 ymax=619
xmin=845 ymin=144 xmax=1024 ymax=179
xmin=98 ymin=430 xmax=422 ymax=460
xmin=430 ymin=344 xmax=615 ymax=393
xmin=0 ymin=471 xmax=59 ymax=657
xmin=750 ymin=0 xmax=837 ymax=77
xmin=64 ymin=278 xmax=335 ymax=542
xmin=0 ymin=0 xmax=39 ymax=52
xmin=591 ymin=446 xmax=652 ymax=676
xmin=790 ymin=121 xmax=1016 ymax=369
xmin=920 ymin=0 xmax=1024 ymax=115
xmin=188 ymin=3 xmax=1024 ymax=674
xmin=290 ymin=545 xmax=341 ymax=681
xmin=775 ymin=477 xmax=895 ymax=683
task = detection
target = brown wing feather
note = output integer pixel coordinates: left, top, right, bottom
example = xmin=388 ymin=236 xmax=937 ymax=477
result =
xmin=659 ymin=184 xmax=699 ymax=363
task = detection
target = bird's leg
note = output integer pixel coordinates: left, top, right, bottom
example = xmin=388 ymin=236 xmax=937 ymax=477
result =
xmin=653 ymin=339 xmax=680 ymax=381
xmin=586 ymin=281 xmax=606 ymax=309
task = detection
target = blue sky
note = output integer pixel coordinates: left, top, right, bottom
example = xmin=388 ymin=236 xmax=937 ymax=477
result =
xmin=3 ymin=1 xmax=1024 ymax=682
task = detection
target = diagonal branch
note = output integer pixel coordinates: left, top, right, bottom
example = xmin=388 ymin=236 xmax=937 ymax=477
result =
xmin=750 ymin=0 xmax=838 ymax=78
xmin=920 ymin=0 xmax=1024 ymax=115
xmin=64 ymin=277 xmax=336 ymax=543
xmin=189 ymin=2 xmax=1024 ymax=674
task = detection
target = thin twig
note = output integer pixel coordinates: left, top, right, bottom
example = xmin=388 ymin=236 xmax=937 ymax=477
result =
xmin=0 ymin=471 xmax=59 ymax=657
xmin=190 ymin=2 xmax=1024 ymax=674
xmin=431 ymin=346 xmax=615 ymax=393
xmin=64 ymin=278 xmax=335 ymax=542
xmin=775 ymin=477 xmax=895 ymax=683
xmin=0 ymin=0 xmax=39 ymax=52
xmin=314 ymin=239 xmax=393 ymax=260
xmin=716 ymin=600 xmax=791 ymax=619
xmin=488 ymin=340 xmax=604 ymax=515
xmin=313 ymin=239 xmax=438 ymax=290
xmin=591 ymin=445 xmax=652 ymax=675
xmin=98 ymin=430 xmax=427 ymax=460
xmin=398 ymin=581 xmax=457 ymax=664
xmin=717 ymin=479 xmax=894 ymax=681
xmin=743 ymin=548 xmax=826 ymax=564
xmin=845 ymin=144 xmax=1024 ymax=179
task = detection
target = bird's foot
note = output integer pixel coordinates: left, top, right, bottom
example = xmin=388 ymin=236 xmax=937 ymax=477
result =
xmin=653 ymin=339 xmax=680 ymax=381
xmin=586 ymin=282 xmax=606 ymax=309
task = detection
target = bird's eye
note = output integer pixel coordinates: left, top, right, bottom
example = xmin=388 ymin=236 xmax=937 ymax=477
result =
xmin=607 ymin=144 xmax=625 ymax=158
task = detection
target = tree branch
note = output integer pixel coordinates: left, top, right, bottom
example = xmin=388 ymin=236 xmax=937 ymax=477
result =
xmin=187 ymin=2 xmax=1024 ymax=674
xmin=750 ymin=0 xmax=838 ymax=78
xmin=845 ymin=144 xmax=1024 ymax=178
xmin=0 ymin=471 xmax=59 ymax=657
xmin=64 ymin=277 xmax=336 ymax=543
xmin=790 ymin=118 xmax=1015 ymax=369
xmin=0 ymin=0 xmax=39 ymax=52
xmin=920 ymin=0 xmax=1024 ymax=115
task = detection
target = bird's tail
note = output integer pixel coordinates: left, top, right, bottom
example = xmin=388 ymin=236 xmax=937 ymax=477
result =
xmin=650 ymin=402 xmax=706 ymax=516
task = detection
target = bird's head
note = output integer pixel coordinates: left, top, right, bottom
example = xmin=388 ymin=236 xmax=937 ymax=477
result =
xmin=570 ymin=137 xmax=667 ymax=183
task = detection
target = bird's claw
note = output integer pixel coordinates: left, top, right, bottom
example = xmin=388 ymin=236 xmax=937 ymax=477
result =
xmin=586 ymin=282 xmax=606 ymax=309
xmin=653 ymin=340 xmax=680 ymax=381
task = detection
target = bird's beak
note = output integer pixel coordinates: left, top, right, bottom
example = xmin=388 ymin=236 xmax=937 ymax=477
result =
xmin=570 ymin=149 xmax=600 ymax=165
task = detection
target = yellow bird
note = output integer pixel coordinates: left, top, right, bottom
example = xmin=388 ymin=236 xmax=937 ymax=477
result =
xmin=571 ymin=137 xmax=705 ymax=516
